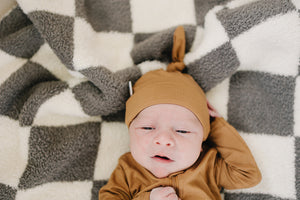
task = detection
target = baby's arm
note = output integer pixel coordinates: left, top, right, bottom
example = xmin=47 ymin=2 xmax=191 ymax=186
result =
xmin=99 ymin=154 xmax=151 ymax=200
xmin=98 ymin=162 xmax=131 ymax=200
xmin=209 ymin=117 xmax=262 ymax=189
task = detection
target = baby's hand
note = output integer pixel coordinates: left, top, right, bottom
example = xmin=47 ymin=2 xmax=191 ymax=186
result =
xmin=150 ymin=187 xmax=181 ymax=200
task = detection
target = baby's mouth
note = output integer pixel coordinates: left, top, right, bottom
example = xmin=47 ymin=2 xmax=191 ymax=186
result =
xmin=152 ymin=155 xmax=174 ymax=163
xmin=155 ymin=155 xmax=170 ymax=160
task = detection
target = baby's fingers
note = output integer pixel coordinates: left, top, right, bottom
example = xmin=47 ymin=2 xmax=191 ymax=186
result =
xmin=150 ymin=186 xmax=179 ymax=200
xmin=164 ymin=187 xmax=179 ymax=200
xmin=163 ymin=186 xmax=176 ymax=195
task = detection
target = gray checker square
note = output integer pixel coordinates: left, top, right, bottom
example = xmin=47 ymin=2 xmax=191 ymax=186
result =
xmin=82 ymin=0 xmax=132 ymax=32
xmin=0 ymin=183 xmax=17 ymax=200
xmin=216 ymin=0 xmax=296 ymax=39
xmin=228 ymin=71 xmax=295 ymax=136
xmin=187 ymin=42 xmax=239 ymax=92
xmin=18 ymin=122 xmax=101 ymax=189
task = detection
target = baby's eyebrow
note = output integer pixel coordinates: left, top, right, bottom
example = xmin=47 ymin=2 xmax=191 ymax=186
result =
xmin=135 ymin=117 xmax=156 ymax=123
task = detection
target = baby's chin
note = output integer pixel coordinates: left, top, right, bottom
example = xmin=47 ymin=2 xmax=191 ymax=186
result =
xmin=150 ymin=169 xmax=171 ymax=178
xmin=148 ymin=162 xmax=197 ymax=178
xmin=149 ymin=166 xmax=182 ymax=178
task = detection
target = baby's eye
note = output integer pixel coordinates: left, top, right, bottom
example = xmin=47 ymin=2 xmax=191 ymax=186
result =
xmin=142 ymin=127 xmax=154 ymax=130
xmin=176 ymin=130 xmax=190 ymax=134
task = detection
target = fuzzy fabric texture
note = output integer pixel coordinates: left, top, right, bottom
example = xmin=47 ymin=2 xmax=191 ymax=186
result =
xmin=0 ymin=0 xmax=299 ymax=200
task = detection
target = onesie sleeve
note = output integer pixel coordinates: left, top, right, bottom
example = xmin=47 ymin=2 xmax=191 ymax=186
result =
xmin=98 ymin=155 xmax=132 ymax=200
xmin=208 ymin=117 xmax=262 ymax=189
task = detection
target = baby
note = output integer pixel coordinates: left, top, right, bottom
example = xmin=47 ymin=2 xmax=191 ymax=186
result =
xmin=99 ymin=27 xmax=261 ymax=200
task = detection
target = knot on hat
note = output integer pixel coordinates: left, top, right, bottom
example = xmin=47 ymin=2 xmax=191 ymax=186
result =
xmin=167 ymin=26 xmax=186 ymax=72
xmin=167 ymin=62 xmax=185 ymax=72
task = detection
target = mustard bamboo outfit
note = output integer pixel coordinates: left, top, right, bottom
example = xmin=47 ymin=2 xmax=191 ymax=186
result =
xmin=99 ymin=117 xmax=261 ymax=199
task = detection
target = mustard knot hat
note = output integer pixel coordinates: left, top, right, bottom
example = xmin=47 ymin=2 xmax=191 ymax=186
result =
xmin=125 ymin=26 xmax=210 ymax=140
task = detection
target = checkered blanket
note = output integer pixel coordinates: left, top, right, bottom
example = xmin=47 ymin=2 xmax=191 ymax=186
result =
xmin=0 ymin=0 xmax=299 ymax=199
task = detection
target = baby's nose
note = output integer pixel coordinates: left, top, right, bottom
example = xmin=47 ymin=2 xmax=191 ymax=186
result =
xmin=154 ymin=131 xmax=175 ymax=147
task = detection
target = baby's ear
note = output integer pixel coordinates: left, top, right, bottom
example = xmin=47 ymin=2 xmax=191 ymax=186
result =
xmin=207 ymin=100 xmax=221 ymax=118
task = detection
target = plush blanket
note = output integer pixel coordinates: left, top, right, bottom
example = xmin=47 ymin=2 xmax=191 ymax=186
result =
xmin=0 ymin=0 xmax=299 ymax=199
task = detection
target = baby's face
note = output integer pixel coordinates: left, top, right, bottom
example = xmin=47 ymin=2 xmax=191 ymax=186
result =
xmin=129 ymin=104 xmax=204 ymax=178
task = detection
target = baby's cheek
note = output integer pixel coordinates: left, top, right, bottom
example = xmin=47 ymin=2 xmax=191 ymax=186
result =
xmin=130 ymin=136 xmax=149 ymax=159
xmin=131 ymin=134 xmax=147 ymax=147
xmin=182 ymin=141 xmax=201 ymax=163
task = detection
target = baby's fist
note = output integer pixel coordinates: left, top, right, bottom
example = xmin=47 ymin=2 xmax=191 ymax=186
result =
xmin=150 ymin=187 xmax=181 ymax=200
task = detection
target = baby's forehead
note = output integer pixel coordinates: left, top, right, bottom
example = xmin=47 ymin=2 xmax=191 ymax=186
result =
xmin=133 ymin=104 xmax=199 ymax=122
